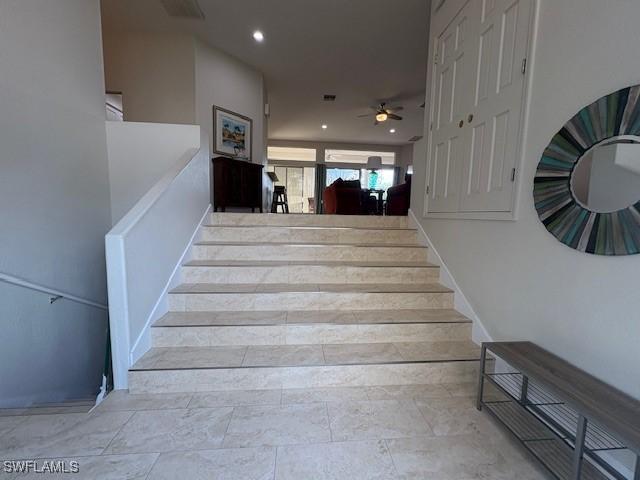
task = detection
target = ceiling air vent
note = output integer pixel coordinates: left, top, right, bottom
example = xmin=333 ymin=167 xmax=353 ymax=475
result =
xmin=408 ymin=135 xmax=423 ymax=142
xmin=323 ymin=95 xmax=337 ymax=102
xmin=160 ymin=0 xmax=205 ymax=19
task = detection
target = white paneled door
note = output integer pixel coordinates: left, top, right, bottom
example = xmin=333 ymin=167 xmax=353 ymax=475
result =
xmin=427 ymin=0 xmax=533 ymax=215
xmin=428 ymin=0 xmax=475 ymax=213
xmin=461 ymin=0 xmax=533 ymax=211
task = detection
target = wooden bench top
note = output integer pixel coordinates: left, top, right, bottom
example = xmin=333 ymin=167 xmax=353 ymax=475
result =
xmin=484 ymin=341 xmax=640 ymax=454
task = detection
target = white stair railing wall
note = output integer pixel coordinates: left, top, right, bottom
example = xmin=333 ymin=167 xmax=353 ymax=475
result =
xmin=105 ymin=128 xmax=210 ymax=390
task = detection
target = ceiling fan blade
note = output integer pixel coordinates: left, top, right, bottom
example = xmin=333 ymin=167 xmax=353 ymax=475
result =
xmin=386 ymin=106 xmax=404 ymax=112
xmin=374 ymin=119 xmax=380 ymax=126
xmin=357 ymin=113 xmax=374 ymax=118
xmin=388 ymin=113 xmax=403 ymax=121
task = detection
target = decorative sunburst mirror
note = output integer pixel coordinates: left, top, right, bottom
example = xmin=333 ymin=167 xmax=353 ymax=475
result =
xmin=534 ymin=85 xmax=640 ymax=256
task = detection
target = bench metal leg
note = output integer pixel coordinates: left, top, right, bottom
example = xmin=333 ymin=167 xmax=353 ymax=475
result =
xmin=572 ymin=415 xmax=588 ymax=479
xmin=476 ymin=344 xmax=487 ymax=411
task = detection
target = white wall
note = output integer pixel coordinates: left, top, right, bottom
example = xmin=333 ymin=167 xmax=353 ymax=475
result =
xmin=195 ymin=39 xmax=266 ymax=163
xmin=398 ymin=144 xmax=415 ymax=178
xmin=412 ymin=0 xmax=640 ymax=399
xmin=106 ymin=122 xmax=201 ymax=224
xmin=102 ymin=32 xmax=268 ymax=208
xmin=102 ymin=31 xmax=196 ymax=125
xmin=194 ymin=39 xmax=267 ymax=209
xmin=0 ymin=0 xmax=111 ymax=407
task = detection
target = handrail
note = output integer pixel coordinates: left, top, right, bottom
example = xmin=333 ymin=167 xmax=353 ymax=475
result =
xmin=0 ymin=272 xmax=108 ymax=310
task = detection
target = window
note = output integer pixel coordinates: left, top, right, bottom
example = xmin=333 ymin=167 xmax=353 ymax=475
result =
xmin=326 ymin=168 xmax=361 ymax=186
xmin=325 ymin=149 xmax=395 ymax=166
xmin=268 ymin=146 xmax=316 ymax=163
xmin=361 ymin=169 xmax=395 ymax=198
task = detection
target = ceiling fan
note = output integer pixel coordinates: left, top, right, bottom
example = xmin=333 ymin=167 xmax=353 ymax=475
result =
xmin=358 ymin=103 xmax=404 ymax=125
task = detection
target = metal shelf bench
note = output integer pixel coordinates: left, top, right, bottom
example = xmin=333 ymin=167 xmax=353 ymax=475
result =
xmin=476 ymin=342 xmax=640 ymax=480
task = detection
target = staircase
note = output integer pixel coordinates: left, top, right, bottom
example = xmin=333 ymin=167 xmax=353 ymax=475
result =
xmin=128 ymin=213 xmax=481 ymax=393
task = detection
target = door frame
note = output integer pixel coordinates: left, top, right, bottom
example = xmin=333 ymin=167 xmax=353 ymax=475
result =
xmin=422 ymin=0 xmax=539 ymax=221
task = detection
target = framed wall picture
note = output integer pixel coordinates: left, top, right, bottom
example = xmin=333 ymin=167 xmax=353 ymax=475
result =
xmin=213 ymin=106 xmax=253 ymax=161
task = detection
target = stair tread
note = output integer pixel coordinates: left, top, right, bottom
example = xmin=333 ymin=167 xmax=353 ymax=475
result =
xmin=153 ymin=309 xmax=471 ymax=327
xmin=131 ymin=341 xmax=481 ymax=371
xmin=184 ymin=260 xmax=436 ymax=268
xmin=202 ymin=224 xmax=417 ymax=232
xmin=207 ymin=213 xmax=409 ymax=229
xmin=169 ymin=283 xmax=453 ymax=294
xmin=194 ymin=241 xmax=426 ymax=248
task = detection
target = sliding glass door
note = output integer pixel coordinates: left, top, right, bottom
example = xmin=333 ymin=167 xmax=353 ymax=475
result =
xmin=269 ymin=165 xmax=316 ymax=213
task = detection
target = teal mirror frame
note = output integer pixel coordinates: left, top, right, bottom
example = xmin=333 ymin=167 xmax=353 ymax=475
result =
xmin=534 ymin=85 xmax=640 ymax=256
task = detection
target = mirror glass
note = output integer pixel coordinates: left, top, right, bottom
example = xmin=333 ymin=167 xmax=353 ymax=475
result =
xmin=571 ymin=137 xmax=640 ymax=213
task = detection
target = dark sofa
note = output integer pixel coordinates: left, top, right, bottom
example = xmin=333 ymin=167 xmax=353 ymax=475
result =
xmin=386 ymin=174 xmax=412 ymax=216
xmin=323 ymin=179 xmax=364 ymax=215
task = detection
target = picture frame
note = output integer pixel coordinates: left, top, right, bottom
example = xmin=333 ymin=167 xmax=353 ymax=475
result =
xmin=213 ymin=105 xmax=253 ymax=161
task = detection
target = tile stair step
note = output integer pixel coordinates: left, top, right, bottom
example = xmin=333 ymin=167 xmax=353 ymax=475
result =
xmin=191 ymin=243 xmax=427 ymax=262
xmin=153 ymin=309 xmax=471 ymax=327
xmin=151 ymin=322 xmax=472 ymax=347
xmin=207 ymin=213 xmax=409 ymax=229
xmin=195 ymin=241 xmax=422 ymax=247
xmin=128 ymin=361 xmax=480 ymax=394
xmin=169 ymin=283 xmax=453 ymax=294
xmin=132 ymin=342 xmax=481 ymax=370
xmin=181 ymin=262 xmax=439 ymax=284
xmin=184 ymin=260 xmax=435 ymax=267
xmin=167 ymin=284 xmax=454 ymax=312
xmin=200 ymin=225 xmax=419 ymax=245
xmin=128 ymin=341 xmax=481 ymax=393
xmin=168 ymin=291 xmax=454 ymax=312
xmin=203 ymin=225 xmax=416 ymax=232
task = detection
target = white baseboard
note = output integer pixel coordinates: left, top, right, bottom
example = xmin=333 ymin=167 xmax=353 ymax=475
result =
xmin=128 ymin=204 xmax=211 ymax=369
xmin=408 ymin=209 xmax=493 ymax=345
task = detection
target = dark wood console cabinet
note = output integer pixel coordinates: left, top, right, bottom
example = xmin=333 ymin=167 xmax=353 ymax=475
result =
xmin=212 ymin=156 xmax=263 ymax=212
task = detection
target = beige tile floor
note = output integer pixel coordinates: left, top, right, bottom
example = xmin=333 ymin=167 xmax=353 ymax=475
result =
xmin=0 ymin=383 xmax=549 ymax=479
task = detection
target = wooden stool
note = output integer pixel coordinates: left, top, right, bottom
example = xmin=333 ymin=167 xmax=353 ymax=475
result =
xmin=271 ymin=185 xmax=289 ymax=213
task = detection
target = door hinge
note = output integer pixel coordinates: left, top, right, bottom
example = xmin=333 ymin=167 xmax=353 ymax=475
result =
xmin=426 ymin=185 xmax=430 ymax=194
xmin=429 ymin=122 xmax=433 ymax=131
xmin=511 ymin=168 xmax=517 ymax=182
xmin=521 ymin=58 xmax=527 ymax=75
xmin=434 ymin=51 xmax=439 ymax=65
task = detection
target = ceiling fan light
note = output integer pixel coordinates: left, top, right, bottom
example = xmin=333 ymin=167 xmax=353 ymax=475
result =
xmin=375 ymin=113 xmax=388 ymax=122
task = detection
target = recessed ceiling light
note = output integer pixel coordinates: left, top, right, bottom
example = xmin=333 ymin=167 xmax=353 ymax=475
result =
xmin=389 ymin=128 xmax=396 ymax=133
xmin=253 ymin=30 xmax=264 ymax=42
xmin=322 ymin=124 xmax=328 ymax=130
